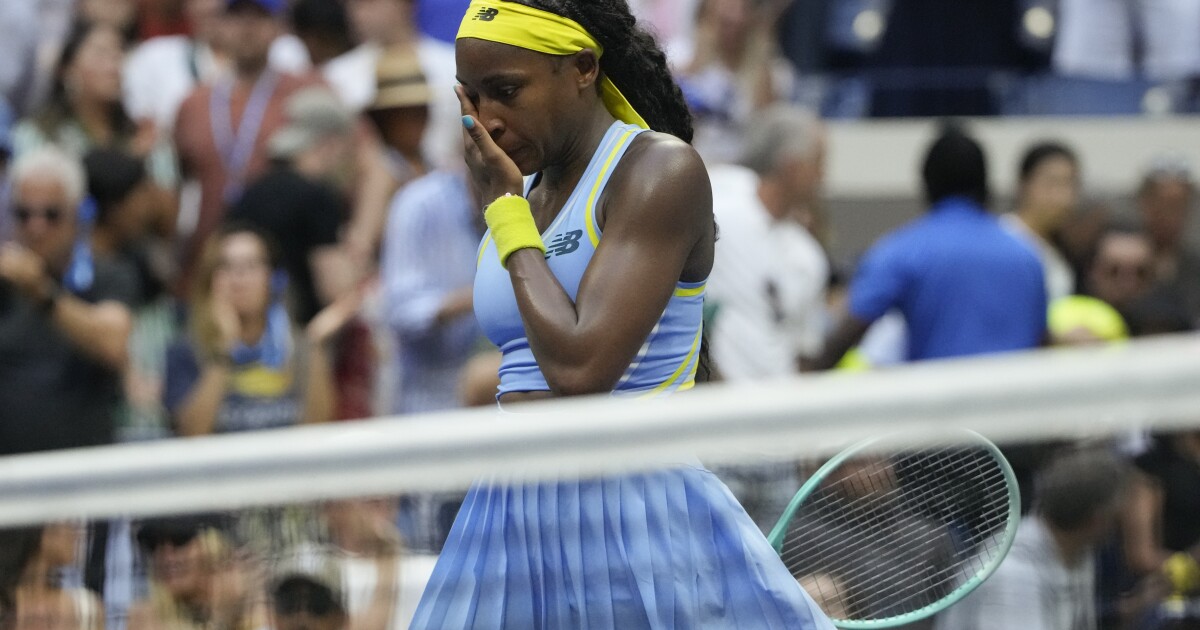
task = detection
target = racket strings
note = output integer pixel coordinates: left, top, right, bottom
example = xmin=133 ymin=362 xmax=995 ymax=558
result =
xmin=781 ymin=446 xmax=1013 ymax=622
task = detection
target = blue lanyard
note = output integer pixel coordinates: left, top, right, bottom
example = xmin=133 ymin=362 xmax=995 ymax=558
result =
xmin=209 ymin=71 xmax=279 ymax=204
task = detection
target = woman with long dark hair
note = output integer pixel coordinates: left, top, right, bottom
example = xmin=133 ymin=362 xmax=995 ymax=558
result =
xmin=411 ymin=1 xmax=834 ymax=627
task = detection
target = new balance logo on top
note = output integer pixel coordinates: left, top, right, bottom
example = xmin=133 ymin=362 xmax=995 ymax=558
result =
xmin=545 ymin=230 xmax=583 ymax=258
xmin=474 ymin=6 xmax=499 ymax=20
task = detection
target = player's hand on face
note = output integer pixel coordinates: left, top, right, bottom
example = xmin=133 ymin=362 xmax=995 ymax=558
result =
xmin=455 ymin=85 xmax=525 ymax=204
xmin=0 ymin=243 xmax=52 ymax=301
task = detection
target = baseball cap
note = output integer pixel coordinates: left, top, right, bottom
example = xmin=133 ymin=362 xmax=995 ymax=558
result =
xmin=226 ymin=0 xmax=287 ymax=16
xmin=268 ymin=87 xmax=355 ymax=159
xmin=370 ymin=46 xmax=432 ymax=112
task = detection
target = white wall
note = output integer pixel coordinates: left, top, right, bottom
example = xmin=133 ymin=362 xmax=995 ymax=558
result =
xmin=825 ymin=116 xmax=1200 ymax=198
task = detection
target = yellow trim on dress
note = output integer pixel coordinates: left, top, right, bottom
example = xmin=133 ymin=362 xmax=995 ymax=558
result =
xmin=672 ymin=283 xmax=706 ymax=298
xmin=585 ymin=130 xmax=634 ymax=248
xmin=476 ymin=232 xmax=493 ymax=268
xmin=641 ymin=326 xmax=702 ymax=398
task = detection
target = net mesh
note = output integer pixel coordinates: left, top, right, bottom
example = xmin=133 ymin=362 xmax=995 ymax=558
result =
xmin=3 ymin=334 xmax=1200 ymax=629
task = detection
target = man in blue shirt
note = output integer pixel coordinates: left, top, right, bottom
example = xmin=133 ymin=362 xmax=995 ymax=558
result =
xmin=818 ymin=126 xmax=1046 ymax=368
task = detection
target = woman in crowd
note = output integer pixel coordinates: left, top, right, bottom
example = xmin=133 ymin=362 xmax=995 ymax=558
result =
xmin=3 ymin=524 xmax=103 ymax=630
xmin=165 ymin=223 xmax=358 ymax=436
xmin=128 ymin=516 xmax=265 ymax=630
xmin=12 ymin=21 xmax=176 ymax=188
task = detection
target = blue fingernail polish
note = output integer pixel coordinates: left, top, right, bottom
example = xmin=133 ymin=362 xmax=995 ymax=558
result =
xmin=462 ymin=116 xmax=475 ymax=130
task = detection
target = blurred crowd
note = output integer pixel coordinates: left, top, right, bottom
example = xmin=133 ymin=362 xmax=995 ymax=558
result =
xmin=0 ymin=0 xmax=1198 ymax=629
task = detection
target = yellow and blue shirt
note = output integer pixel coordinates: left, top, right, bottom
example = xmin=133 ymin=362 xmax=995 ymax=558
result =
xmin=474 ymin=121 xmax=706 ymax=397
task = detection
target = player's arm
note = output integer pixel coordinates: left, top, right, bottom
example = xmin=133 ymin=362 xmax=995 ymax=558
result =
xmin=506 ymin=135 xmax=712 ymax=395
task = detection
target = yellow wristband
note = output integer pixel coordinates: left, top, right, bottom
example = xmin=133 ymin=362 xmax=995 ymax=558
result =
xmin=484 ymin=194 xmax=545 ymax=267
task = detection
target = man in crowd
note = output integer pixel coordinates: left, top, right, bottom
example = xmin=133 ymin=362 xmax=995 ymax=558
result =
xmin=1137 ymin=156 xmax=1200 ymax=327
xmin=707 ymin=104 xmax=830 ymax=379
xmin=817 ymin=125 xmax=1046 ymax=369
xmin=936 ymin=449 xmax=1131 ymax=630
xmin=231 ymin=87 xmax=354 ymax=325
xmin=173 ymin=0 xmax=320 ymax=295
xmin=0 ymin=146 xmax=134 ymax=455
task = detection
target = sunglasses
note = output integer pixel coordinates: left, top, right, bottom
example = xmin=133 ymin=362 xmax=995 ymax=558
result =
xmin=1100 ymin=263 xmax=1152 ymax=281
xmin=13 ymin=205 xmax=65 ymax=225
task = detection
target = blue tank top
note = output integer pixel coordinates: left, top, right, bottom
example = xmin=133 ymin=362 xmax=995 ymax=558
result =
xmin=474 ymin=121 xmax=707 ymax=397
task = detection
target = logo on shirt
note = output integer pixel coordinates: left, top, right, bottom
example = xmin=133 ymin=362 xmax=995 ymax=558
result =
xmin=473 ymin=6 xmax=499 ymax=20
xmin=545 ymin=230 xmax=583 ymax=258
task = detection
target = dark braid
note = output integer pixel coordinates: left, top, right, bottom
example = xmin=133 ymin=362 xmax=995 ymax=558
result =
xmin=514 ymin=0 xmax=694 ymax=143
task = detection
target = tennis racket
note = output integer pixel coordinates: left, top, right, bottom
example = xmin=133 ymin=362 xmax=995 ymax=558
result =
xmin=766 ymin=430 xmax=1020 ymax=629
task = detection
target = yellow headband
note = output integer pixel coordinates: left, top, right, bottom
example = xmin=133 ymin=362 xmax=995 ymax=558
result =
xmin=456 ymin=0 xmax=649 ymax=130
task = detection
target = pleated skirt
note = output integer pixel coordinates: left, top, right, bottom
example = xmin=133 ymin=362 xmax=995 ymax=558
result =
xmin=409 ymin=465 xmax=835 ymax=629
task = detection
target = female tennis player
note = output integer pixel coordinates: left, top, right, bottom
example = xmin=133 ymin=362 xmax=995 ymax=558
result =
xmin=411 ymin=1 xmax=835 ymax=627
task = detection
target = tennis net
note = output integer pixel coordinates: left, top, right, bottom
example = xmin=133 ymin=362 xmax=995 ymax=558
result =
xmin=3 ymin=333 xmax=1200 ymax=629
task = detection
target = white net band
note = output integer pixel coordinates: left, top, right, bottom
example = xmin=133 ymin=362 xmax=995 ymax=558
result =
xmin=2 ymin=333 xmax=1199 ymax=526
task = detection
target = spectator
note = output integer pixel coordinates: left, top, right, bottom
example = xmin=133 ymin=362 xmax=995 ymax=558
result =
xmin=123 ymin=0 xmax=310 ymax=133
xmin=367 ymin=47 xmax=433 ymax=185
xmin=1137 ymin=155 xmax=1200 ymax=325
xmin=328 ymin=0 xmax=458 ymax=169
xmin=0 ymin=146 xmax=135 ymax=455
xmin=817 ymin=125 xmax=1046 ymax=369
xmin=12 ymin=21 xmax=177 ymax=189
xmin=173 ymin=0 xmax=321 ymax=296
xmin=322 ymin=500 xmax=438 ymax=629
xmin=7 ymin=524 xmax=104 ymax=630
xmin=291 ymin=0 xmax=356 ymax=68
xmin=85 ymin=148 xmax=179 ymax=442
xmin=377 ymin=60 xmax=481 ymax=414
xmin=128 ymin=515 xmax=267 ymax=630
xmin=1053 ymin=0 xmax=1200 ymax=83
xmin=707 ymin=105 xmax=829 ymax=380
xmin=230 ymin=87 xmax=354 ymax=324
xmin=79 ymin=0 xmax=140 ymax=44
xmin=1084 ymin=223 xmax=1157 ymax=319
xmin=164 ymin=223 xmax=354 ymax=436
xmin=270 ymin=548 xmax=349 ymax=630
xmin=935 ymin=449 xmax=1131 ymax=630
xmin=0 ymin=2 xmax=39 ymax=119
xmin=675 ymin=0 xmax=795 ymax=164
xmin=1002 ymin=142 xmax=1081 ymax=302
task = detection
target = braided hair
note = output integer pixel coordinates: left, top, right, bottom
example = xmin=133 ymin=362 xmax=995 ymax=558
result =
xmin=512 ymin=0 xmax=694 ymax=144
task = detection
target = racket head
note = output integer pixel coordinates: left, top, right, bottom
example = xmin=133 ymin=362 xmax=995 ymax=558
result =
xmin=767 ymin=429 xmax=1021 ymax=629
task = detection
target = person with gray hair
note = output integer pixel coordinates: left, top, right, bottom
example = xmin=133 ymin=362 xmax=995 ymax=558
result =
xmin=705 ymin=105 xmax=830 ymax=527
xmin=707 ymin=104 xmax=829 ymax=381
xmin=935 ymin=449 xmax=1132 ymax=630
xmin=0 ymin=144 xmax=136 ymax=455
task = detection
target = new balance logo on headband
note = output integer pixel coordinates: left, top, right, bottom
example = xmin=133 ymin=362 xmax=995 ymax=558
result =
xmin=474 ymin=6 xmax=499 ymax=21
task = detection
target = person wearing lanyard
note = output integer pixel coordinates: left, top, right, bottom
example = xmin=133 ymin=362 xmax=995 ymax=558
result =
xmin=173 ymin=0 xmax=322 ymax=297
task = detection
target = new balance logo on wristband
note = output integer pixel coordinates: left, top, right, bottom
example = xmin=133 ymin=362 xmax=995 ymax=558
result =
xmin=545 ymin=230 xmax=583 ymax=258
xmin=474 ymin=6 xmax=499 ymax=21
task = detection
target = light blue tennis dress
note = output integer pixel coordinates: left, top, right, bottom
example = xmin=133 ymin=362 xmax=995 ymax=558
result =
xmin=410 ymin=121 xmax=835 ymax=629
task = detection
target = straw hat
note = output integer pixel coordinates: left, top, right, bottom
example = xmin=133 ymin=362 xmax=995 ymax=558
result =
xmin=370 ymin=46 xmax=432 ymax=111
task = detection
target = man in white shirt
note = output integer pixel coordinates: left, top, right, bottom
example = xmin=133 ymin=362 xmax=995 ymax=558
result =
xmin=935 ymin=450 xmax=1131 ymax=630
xmin=708 ymin=105 xmax=829 ymax=381
xmin=123 ymin=0 xmax=310 ymax=132
xmin=326 ymin=0 xmax=459 ymax=169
